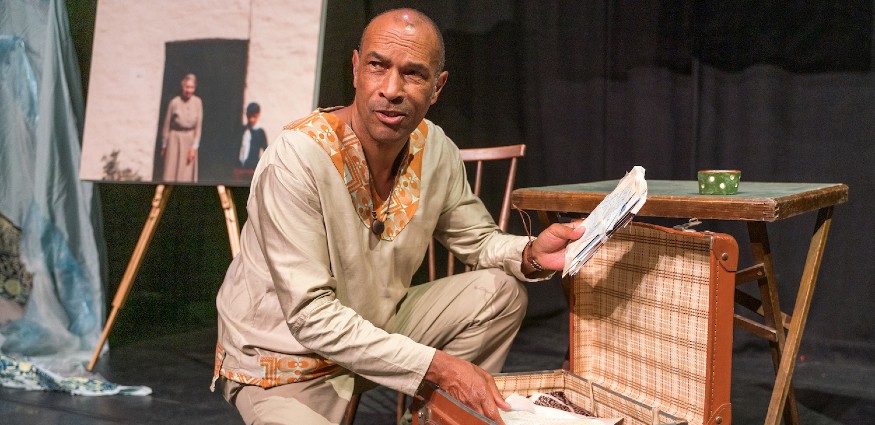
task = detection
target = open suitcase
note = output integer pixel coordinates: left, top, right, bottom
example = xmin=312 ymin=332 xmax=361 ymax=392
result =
xmin=412 ymin=222 xmax=738 ymax=425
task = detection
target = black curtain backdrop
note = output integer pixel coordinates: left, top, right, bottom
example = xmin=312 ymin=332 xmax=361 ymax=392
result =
xmin=319 ymin=0 xmax=875 ymax=362
xmin=67 ymin=1 xmax=873 ymax=361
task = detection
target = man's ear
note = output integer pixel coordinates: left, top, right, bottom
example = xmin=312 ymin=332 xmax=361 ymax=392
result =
xmin=430 ymin=70 xmax=449 ymax=105
xmin=351 ymin=50 xmax=360 ymax=89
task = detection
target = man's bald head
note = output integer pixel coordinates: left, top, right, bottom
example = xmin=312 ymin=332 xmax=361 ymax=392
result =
xmin=359 ymin=8 xmax=445 ymax=73
xmin=344 ymin=7 xmax=449 ymax=150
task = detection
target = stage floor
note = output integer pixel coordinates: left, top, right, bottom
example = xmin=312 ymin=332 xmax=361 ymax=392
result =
xmin=1 ymin=299 xmax=873 ymax=424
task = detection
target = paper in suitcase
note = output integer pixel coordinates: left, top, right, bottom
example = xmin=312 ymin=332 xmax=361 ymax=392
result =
xmin=413 ymin=222 xmax=738 ymax=425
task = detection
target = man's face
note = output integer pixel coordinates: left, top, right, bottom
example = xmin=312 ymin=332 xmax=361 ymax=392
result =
xmin=351 ymin=14 xmax=447 ymax=147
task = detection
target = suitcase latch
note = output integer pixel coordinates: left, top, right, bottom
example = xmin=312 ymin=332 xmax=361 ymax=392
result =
xmin=674 ymin=218 xmax=702 ymax=232
xmin=417 ymin=406 xmax=430 ymax=423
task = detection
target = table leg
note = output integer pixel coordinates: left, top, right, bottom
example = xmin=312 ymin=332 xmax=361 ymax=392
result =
xmin=764 ymin=206 xmax=834 ymax=425
xmin=747 ymin=222 xmax=800 ymax=425
xmin=537 ymin=210 xmax=560 ymax=227
xmin=537 ymin=210 xmax=571 ymax=369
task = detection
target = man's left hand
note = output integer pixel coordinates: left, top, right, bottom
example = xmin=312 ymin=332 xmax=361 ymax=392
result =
xmin=523 ymin=220 xmax=586 ymax=272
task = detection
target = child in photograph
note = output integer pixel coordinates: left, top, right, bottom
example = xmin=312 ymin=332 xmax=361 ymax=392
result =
xmin=234 ymin=102 xmax=267 ymax=181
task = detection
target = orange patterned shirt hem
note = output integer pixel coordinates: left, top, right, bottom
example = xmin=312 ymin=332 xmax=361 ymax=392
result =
xmin=212 ymin=343 xmax=340 ymax=389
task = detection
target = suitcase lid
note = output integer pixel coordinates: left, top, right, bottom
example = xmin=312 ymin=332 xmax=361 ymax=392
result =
xmin=567 ymin=222 xmax=737 ymax=425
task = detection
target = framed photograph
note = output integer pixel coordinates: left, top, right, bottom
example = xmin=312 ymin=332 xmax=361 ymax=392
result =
xmin=79 ymin=0 xmax=326 ymax=186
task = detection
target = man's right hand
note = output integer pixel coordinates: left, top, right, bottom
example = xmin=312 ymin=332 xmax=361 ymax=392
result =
xmin=423 ymin=350 xmax=509 ymax=425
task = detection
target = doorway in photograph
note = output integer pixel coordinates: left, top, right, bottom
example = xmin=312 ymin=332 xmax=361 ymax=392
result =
xmin=153 ymin=39 xmax=248 ymax=185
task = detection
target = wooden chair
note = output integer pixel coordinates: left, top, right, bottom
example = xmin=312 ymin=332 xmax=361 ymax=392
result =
xmin=429 ymin=144 xmax=527 ymax=281
xmin=342 ymin=143 xmax=527 ymax=425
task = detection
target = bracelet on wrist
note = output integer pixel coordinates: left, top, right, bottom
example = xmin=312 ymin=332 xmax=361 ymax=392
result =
xmin=525 ymin=239 xmax=545 ymax=272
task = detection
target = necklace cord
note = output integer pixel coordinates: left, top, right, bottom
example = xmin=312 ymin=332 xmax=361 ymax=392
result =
xmin=367 ymin=147 xmax=409 ymax=235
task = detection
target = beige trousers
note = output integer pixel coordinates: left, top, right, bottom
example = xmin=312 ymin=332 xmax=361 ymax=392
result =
xmin=219 ymin=268 xmax=528 ymax=425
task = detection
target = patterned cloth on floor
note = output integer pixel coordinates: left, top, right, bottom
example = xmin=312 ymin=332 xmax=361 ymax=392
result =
xmin=0 ymin=354 xmax=151 ymax=396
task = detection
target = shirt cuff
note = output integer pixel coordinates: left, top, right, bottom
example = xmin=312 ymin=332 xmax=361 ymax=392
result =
xmin=481 ymin=234 xmax=555 ymax=282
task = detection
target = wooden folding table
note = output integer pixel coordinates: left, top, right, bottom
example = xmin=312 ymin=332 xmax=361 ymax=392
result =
xmin=511 ymin=180 xmax=848 ymax=425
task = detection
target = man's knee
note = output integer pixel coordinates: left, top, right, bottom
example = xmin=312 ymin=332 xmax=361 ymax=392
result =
xmin=482 ymin=268 xmax=528 ymax=323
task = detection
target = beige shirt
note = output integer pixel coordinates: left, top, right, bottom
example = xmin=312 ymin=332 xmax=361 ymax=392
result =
xmin=215 ymin=110 xmax=532 ymax=396
xmin=161 ymin=95 xmax=202 ymax=149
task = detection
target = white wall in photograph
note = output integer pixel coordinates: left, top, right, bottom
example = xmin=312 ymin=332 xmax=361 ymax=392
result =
xmin=79 ymin=0 xmax=325 ymax=185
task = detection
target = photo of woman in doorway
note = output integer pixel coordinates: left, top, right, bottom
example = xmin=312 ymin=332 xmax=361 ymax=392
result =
xmin=161 ymin=73 xmax=202 ymax=182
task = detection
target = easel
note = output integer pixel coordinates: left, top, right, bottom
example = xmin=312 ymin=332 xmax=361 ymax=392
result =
xmin=87 ymin=184 xmax=241 ymax=371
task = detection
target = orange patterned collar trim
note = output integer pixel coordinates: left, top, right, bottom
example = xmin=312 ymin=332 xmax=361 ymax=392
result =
xmin=285 ymin=110 xmax=426 ymax=241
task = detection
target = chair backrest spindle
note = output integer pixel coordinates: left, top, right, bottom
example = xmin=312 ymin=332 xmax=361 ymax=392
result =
xmin=429 ymin=144 xmax=526 ymax=281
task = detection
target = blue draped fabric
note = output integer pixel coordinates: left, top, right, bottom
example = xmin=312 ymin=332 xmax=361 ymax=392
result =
xmin=0 ymin=0 xmax=106 ymax=360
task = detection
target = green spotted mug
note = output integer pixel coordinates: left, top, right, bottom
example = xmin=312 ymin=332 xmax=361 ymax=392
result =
xmin=698 ymin=170 xmax=741 ymax=195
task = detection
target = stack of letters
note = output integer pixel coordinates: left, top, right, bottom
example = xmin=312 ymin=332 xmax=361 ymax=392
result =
xmin=501 ymin=392 xmax=622 ymax=425
xmin=563 ymin=166 xmax=648 ymax=277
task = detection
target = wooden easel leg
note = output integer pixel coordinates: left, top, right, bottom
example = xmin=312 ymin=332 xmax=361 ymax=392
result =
xmin=747 ymin=222 xmax=800 ymax=425
xmin=87 ymin=185 xmax=173 ymax=371
xmin=765 ymin=206 xmax=833 ymax=425
xmin=217 ymin=185 xmax=241 ymax=257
